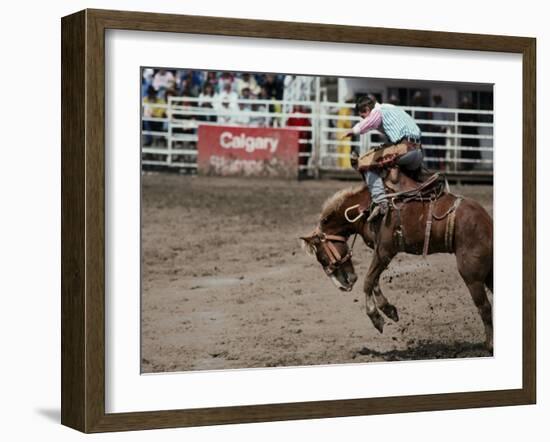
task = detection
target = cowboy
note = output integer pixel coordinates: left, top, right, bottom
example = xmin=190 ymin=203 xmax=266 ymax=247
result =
xmin=343 ymin=95 xmax=424 ymax=222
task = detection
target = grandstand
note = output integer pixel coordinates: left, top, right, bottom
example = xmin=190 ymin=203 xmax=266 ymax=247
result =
xmin=141 ymin=68 xmax=494 ymax=183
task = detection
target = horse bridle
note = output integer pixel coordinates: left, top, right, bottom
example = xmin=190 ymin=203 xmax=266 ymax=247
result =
xmin=315 ymin=230 xmax=358 ymax=275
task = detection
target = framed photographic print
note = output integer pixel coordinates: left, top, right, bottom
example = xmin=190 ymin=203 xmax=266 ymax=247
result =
xmin=61 ymin=9 xmax=536 ymax=433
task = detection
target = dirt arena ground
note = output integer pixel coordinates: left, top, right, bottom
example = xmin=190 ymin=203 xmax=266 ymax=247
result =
xmin=141 ymin=174 xmax=493 ymax=373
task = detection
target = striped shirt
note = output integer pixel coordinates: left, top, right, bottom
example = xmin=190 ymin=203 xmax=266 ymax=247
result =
xmin=352 ymin=103 xmax=421 ymax=143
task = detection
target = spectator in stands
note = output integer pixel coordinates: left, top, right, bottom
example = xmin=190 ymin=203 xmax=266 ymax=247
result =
xmin=234 ymin=87 xmax=252 ymax=125
xmin=214 ymin=80 xmax=238 ymax=109
xmin=175 ymin=70 xmax=187 ymax=94
xmin=217 ymin=72 xmax=235 ymax=94
xmin=142 ymin=86 xmax=166 ymax=146
xmin=257 ymin=86 xmax=268 ymax=99
xmin=189 ymin=71 xmax=204 ymax=92
xmin=458 ymin=96 xmax=481 ymax=171
xmin=176 ymin=70 xmax=202 ymax=97
xmin=240 ymin=86 xmax=252 ymax=100
xmin=212 ymin=81 xmax=237 ymax=124
xmin=262 ymin=75 xmax=284 ymax=126
xmin=152 ymin=69 xmax=176 ymax=92
xmin=198 ymin=83 xmax=216 ymax=122
xmin=254 ymin=73 xmax=266 ymax=89
xmin=250 ymin=87 xmax=270 ymax=127
xmin=287 ymin=105 xmax=312 ymax=172
xmin=236 ymin=73 xmax=260 ymax=96
xmin=263 ymin=74 xmax=284 ymax=100
xmin=142 ymin=68 xmax=155 ymax=97
xmin=198 ymin=83 xmax=215 ymax=105
xmin=204 ymin=71 xmax=219 ymax=92
xmin=178 ymin=79 xmax=196 ymax=99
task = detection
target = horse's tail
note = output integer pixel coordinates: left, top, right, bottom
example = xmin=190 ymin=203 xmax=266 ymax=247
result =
xmin=485 ymin=266 xmax=493 ymax=293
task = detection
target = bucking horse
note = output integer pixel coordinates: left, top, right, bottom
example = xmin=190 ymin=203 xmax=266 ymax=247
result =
xmin=300 ymin=169 xmax=494 ymax=351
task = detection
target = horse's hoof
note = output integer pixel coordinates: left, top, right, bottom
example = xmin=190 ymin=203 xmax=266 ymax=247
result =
xmin=368 ymin=312 xmax=385 ymax=334
xmin=381 ymin=304 xmax=399 ymax=322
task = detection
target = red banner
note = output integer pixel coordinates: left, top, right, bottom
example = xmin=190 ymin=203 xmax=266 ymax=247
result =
xmin=197 ymin=125 xmax=299 ymax=178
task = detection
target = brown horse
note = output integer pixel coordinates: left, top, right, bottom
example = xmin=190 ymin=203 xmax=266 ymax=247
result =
xmin=301 ymin=172 xmax=494 ymax=350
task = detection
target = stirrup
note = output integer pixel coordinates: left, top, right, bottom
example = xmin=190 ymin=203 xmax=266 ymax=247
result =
xmin=367 ymin=204 xmax=386 ymax=223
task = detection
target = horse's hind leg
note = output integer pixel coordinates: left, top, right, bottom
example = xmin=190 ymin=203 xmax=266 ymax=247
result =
xmin=454 ymin=200 xmax=493 ymax=351
xmin=465 ymin=281 xmax=493 ymax=352
xmin=456 ymin=254 xmax=493 ymax=351
xmin=373 ymin=281 xmax=399 ymax=322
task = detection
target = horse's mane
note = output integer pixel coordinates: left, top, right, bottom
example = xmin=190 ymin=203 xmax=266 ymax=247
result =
xmin=320 ymin=185 xmax=366 ymax=220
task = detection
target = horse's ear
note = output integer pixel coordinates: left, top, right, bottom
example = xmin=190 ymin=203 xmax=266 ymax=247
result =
xmin=299 ymin=231 xmax=318 ymax=243
xmin=299 ymin=232 xmax=318 ymax=256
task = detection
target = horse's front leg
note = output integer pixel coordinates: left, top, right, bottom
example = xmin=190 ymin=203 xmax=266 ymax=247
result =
xmin=373 ymin=281 xmax=399 ymax=322
xmin=363 ymin=250 xmax=394 ymax=333
xmin=364 ymin=276 xmax=384 ymax=333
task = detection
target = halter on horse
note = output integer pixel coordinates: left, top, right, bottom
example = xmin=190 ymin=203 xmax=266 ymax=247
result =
xmin=302 ymin=228 xmax=360 ymax=292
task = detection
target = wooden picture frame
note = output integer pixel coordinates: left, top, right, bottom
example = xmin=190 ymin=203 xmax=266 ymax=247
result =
xmin=61 ymin=8 xmax=536 ymax=433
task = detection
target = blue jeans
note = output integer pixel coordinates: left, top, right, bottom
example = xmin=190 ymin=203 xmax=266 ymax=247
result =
xmin=364 ymin=149 xmax=423 ymax=204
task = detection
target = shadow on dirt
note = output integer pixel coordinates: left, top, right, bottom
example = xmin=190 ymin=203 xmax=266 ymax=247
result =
xmin=354 ymin=340 xmax=491 ymax=361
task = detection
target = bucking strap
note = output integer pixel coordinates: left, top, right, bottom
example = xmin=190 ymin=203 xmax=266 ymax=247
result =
xmin=443 ymin=197 xmax=463 ymax=252
xmin=422 ymin=195 xmax=463 ymax=257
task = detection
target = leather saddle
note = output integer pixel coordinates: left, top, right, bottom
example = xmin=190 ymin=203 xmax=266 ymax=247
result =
xmin=357 ymin=168 xmax=443 ymax=215
xmin=383 ymin=167 xmax=440 ymax=195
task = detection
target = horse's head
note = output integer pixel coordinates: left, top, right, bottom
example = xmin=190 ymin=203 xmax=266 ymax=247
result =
xmin=300 ymin=229 xmax=358 ymax=292
xmin=300 ymin=186 xmax=368 ymax=291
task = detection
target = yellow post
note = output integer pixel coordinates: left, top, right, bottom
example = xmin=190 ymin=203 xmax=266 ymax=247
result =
xmin=336 ymin=106 xmax=352 ymax=168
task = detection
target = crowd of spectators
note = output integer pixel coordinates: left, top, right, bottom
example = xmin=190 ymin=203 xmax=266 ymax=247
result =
xmin=142 ymin=70 xmax=489 ymax=172
xmin=142 ymin=68 xmax=294 ymax=146
xmin=141 ymin=68 xmax=313 ymax=170
xmin=142 ymin=69 xmax=285 ymax=101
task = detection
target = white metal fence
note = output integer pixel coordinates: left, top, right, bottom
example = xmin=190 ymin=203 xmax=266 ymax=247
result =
xmin=142 ymin=97 xmax=494 ymax=176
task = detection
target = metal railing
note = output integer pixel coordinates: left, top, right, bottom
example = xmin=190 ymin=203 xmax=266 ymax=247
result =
xmin=318 ymin=102 xmax=493 ymax=175
xmin=142 ymin=97 xmax=493 ymax=177
xmin=142 ymin=97 xmax=316 ymax=171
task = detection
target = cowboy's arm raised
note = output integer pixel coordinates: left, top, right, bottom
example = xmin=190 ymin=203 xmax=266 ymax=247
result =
xmin=352 ymin=108 xmax=382 ymax=135
xmin=341 ymin=108 xmax=383 ymax=139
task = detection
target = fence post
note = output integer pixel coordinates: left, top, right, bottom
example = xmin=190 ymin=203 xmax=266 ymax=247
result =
xmin=167 ymin=96 xmax=173 ymax=166
xmin=312 ymin=77 xmax=322 ymax=178
xmin=453 ymin=110 xmax=459 ymax=173
xmin=445 ymin=127 xmax=452 ymax=173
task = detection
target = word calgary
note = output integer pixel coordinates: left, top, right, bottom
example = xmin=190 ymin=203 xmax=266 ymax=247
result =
xmin=219 ymin=131 xmax=280 ymax=154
